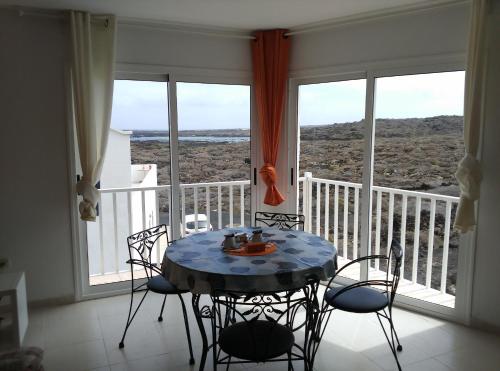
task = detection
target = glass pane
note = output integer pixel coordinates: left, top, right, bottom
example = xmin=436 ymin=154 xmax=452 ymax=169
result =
xmin=176 ymin=82 xmax=251 ymax=234
xmin=88 ymin=80 xmax=171 ymax=286
xmin=371 ymin=71 xmax=465 ymax=308
xmin=298 ymin=79 xmax=366 ymax=280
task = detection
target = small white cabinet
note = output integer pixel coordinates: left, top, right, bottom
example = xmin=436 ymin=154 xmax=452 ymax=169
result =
xmin=0 ymin=272 xmax=28 ymax=350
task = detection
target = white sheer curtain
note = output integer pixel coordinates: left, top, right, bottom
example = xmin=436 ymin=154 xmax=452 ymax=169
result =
xmin=70 ymin=11 xmax=116 ymax=221
xmin=454 ymin=0 xmax=489 ymax=233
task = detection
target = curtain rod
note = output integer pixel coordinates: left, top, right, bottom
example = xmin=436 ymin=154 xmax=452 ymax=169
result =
xmin=12 ymin=7 xmax=254 ymax=38
xmin=10 ymin=0 xmax=469 ymax=40
xmin=15 ymin=7 xmax=111 ymax=26
xmin=286 ymin=0 xmax=470 ymax=37
xmin=118 ymin=19 xmax=256 ymax=40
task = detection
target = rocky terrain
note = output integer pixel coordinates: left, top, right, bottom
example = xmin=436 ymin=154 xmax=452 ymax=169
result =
xmin=129 ymin=115 xmax=464 ymax=294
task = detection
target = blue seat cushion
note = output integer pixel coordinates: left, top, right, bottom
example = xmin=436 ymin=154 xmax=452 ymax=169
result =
xmin=147 ymin=275 xmax=185 ymax=294
xmin=325 ymin=286 xmax=389 ymax=313
xmin=219 ymin=320 xmax=294 ymax=362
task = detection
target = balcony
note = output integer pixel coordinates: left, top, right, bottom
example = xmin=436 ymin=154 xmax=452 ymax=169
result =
xmin=88 ymin=174 xmax=458 ymax=309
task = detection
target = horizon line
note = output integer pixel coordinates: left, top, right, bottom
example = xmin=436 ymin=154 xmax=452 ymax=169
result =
xmin=115 ymin=114 xmax=463 ymax=132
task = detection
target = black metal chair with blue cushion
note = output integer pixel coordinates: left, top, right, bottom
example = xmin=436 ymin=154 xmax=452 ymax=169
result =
xmin=311 ymin=240 xmax=404 ymax=371
xmin=209 ymin=290 xmax=309 ymax=370
xmin=118 ymin=225 xmax=194 ymax=365
xmin=254 ymin=211 xmax=305 ymax=230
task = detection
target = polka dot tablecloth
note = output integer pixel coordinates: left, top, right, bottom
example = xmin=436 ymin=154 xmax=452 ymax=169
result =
xmin=162 ymin=227 xmax=337 ymax=294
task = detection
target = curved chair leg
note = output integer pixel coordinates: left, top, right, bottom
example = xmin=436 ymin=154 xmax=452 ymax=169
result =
xmin=158 ymin=295 xmax=167 ymax=322
xmin=178 ymin=294 xmax=195 ymax=365
xmin=119 ymin=289 xmax=149 ymax=348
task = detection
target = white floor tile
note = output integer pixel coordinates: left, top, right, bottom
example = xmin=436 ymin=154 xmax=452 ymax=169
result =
xmin=44 ymin=315 xmax=103 ymax=349
xmin=313 ymin=339 xmax=385 ymax=371
xmin=434 ymin=343 xmax=500 ymax=371
xmin=43 ymin=339 xmax=108 ymax=371
xmin=400 ymin=358 xmax=452 ymax=371
xmin=24 ymin=293 xmax=500 ymax=371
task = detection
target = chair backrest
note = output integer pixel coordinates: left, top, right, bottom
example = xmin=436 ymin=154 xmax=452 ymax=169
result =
xmin=254 ymin=211 xmax=305 ymax=230
xmin=387 ymin=239 xmax=403 ymax=302
xmin=126 ymin=224 xmax=168 ymax=280
xmin=324 ymin=239 xmax=403 ymax=307
xmin=210 ymin=289 xmax=306 ymax=361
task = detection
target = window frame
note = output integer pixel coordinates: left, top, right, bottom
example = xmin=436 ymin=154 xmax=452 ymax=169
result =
xmin=169 ymin=73 xmax=256 ymax=239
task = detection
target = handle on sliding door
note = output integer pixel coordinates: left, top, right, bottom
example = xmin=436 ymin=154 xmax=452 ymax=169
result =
xmin=291 ymin=168 xmax=294 ymax=186
xmin=254 ymin=168 xmax=257 ymax=185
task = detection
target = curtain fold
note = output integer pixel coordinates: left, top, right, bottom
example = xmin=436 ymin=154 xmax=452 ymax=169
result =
xmin=70 ymin=11 xmax=116 ymax=221
xmin=251 ymin=30 xmax=290 ymax=206
xmin=454 ymin=0 xmax=489 ymax=232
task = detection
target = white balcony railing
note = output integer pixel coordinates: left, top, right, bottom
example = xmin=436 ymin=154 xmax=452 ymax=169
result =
xmin=89 ymin=174 xmax=459 ymax=307
xmin=88 ymin=180 xmax=251 ymax=280
xmin=298 ymin=172 xmax=459 ymax=305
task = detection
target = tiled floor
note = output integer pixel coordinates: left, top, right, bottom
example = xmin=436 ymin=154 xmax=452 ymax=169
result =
xmin=24 ymin=290 xmax=500 ymax=371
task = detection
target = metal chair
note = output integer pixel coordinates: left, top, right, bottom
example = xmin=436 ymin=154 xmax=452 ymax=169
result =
xmin=311 ymin=240 xmax=404 ymax=370
xmin=118 ymin=224 xmax=195 ymax=365
xmin=254 ymin=211 xmax=305 ymax=230
xmin=209 ymin=289 xmax=311 ymax=371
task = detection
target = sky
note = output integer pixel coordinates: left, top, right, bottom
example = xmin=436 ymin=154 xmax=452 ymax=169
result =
xmin=110 ymin=71 xmax=465 ymax=131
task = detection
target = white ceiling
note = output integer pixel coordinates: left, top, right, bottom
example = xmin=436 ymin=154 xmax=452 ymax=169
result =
xmin=2 ymin=0 xmax=459 ymax=30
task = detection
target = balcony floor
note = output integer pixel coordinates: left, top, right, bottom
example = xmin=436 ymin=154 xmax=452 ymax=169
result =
xmin=89 ymin=270 xmax=149 ymax=286
xmin=26 ymin=286 xmax=500 ymax=371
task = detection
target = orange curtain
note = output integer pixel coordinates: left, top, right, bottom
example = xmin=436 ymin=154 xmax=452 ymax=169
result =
xmin=252 ymin=29 xmax=291 ymax=206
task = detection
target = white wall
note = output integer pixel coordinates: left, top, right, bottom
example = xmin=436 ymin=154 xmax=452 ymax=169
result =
xmin=471 ymin=1 xmax=500 ymax=331
xmin=116 ymin=23 xmax=251 ymax=72
xmin=0 ymin=11 xmax=75 ymax=302
xmin=100 ymin=128 xmax=132 ymax=189
xmin=290 ymin=4 xmax=469 ymax=73
xmin=131 ymin=164 xmax=158 ymax=237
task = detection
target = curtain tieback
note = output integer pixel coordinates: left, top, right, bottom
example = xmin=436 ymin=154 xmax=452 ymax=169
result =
xmin=455 ymin=153 xmax=482 ymax=201
xmin=259 ymin=163 xmax=277 ymax=187
xmin=76 ymin=179 xmax=99 ymax=222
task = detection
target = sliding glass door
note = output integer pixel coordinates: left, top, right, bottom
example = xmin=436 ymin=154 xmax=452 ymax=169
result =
xmin=369 ymin=71 xmax=465 ymax=309
xmin=175 ymin=82 xmax=252 ymax=235
xmin=292 ymin=68 xmax=468 ymax=317
xmin=295 ymin=77 xmax=366 ymax=280
xmin=82 ymin=75 xmax=254 ymax=295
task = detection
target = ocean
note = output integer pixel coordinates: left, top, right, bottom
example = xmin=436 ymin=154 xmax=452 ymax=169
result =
xmin=132 ymin=135 xmax=249 ymax=143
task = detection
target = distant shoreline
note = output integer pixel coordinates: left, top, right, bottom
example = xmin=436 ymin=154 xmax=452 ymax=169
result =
xmin=131 ymin=128 xmax=250 ymax=138
xmin=132 ymin=135 xmax=249 ymax=143
xmin=125 ymin=115 xmax=463 ymax=140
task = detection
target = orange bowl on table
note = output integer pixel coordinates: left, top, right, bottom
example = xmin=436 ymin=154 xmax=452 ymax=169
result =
xmin=245 ymin=242 xmax=266 ymax=253
xmin=225 ymin=242 xmax=277 ymax=257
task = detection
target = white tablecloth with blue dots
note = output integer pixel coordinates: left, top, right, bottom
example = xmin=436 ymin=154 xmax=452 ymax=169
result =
xmin=162 ymin=227 xmax=337 ymax=294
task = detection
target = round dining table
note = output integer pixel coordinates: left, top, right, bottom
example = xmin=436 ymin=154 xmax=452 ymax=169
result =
xmin=161 ymin=226 xmax=337 ymax=371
